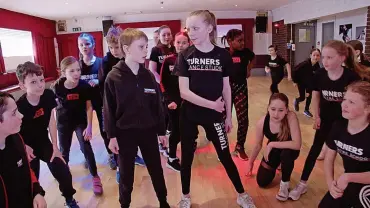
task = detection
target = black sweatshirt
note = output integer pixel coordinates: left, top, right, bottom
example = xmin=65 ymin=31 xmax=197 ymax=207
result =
xmin=292 ymin=58 xmax=321 ymax=89
xmin=0 ymin=134 xmax=45 ymax=208
xmin=100 ymin=52 xmax=122 ymax=97
xmin=103 ymin=60 xmax=166 ymax=139
xmin=160 ymin=54 xmax=181 ymax=106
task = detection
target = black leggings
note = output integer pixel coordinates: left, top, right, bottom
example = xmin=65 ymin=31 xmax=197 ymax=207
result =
xmin=116 ymin=128 xmax=167 ymax=208
xmin=301 ymin=119 xmax=335 ymax=181
xmin=319 ymin=183 xmax=369 ymax=208
xmin=180 ymin=109 xmax=245 ymax=195
xmin=296 ymin=83 xmax=312 ymax=111
xmin=230 ymin=82 xmax=249 ymax=148
xmin=270 ymin=74 xmax=284 ymax=94
xmin=168 ymin=108 xmax=180 ymax=159
xmin=58 ymin=123 xmax=98 ymax=177
xmin=29 ymin=140 xmax=76 ymax=199
xmin=92 ymin=98 xmax=112 ymax=156
xmin=257 ymin=148 xmax=300 ymax=187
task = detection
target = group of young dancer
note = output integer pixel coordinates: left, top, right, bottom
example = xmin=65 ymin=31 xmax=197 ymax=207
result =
xmin=0 ymin=8 xmax=370 ymax=208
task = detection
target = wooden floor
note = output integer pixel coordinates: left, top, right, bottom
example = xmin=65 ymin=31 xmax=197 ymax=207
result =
xmin=39 ymin=76 xmax=344 ymax=208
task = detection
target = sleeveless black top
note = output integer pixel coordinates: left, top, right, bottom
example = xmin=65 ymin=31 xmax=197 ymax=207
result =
xmin=263 ymin=113 xmax=292 ymax=142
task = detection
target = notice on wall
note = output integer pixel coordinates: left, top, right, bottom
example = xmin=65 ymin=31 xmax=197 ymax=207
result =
xmin=299 ymin=29 xmax=310 ymax=42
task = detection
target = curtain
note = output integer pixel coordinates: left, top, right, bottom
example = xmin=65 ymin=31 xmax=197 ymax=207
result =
xmin=32 ymin=33 xmax=58 ymax=78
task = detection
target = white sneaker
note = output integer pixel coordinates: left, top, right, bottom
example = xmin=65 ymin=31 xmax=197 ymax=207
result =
xmin=237 ymin=193 xmax=256 ymax=208
xmin=276 ymin=181 xmax=289 ymax=201
xmin=288 ymin=182 xmax=307 ymax=201
xmin=178 ymin=195 xmax=191 ymax=208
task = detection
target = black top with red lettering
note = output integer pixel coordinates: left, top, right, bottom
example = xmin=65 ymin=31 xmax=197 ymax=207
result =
xmin=266 ymin=55 xmax=288 ymax=78
xmin=173 ymin=45 xmax=231 ymax=123
xmin=150 ymin=43 xmax=176 ymax=74
xmin=313 ymin=67 xmax=360 ymax=121
xmin=225 ymin=47 xmax=255 ymax=84
xmin=80 ymin=57 xmax=103 ymax=101
xmin=160 ymin=54 xmax=181 ymax=106
xmin=17 ymin=89 xmax=57 ymax=146
xmin=327 ymin=120 xmax=370 ymax=173
xmin=0 ymin=134 xmax=45 ymax=208
xmin=52 ymin=78 xmax=91 ymax=126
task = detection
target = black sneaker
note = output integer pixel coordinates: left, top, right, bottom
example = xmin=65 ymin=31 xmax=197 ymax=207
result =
xmin=108 ymin=154 xmax=117 ymax=170
xmin=303 ymin=110 xmax=313 ymax=118
xmin=65 ymin=199 xmax=79 ymax=208
xmin=293 ymin=99 xmax=299 ymax=112
xmin=234 ymin=145 xmax=249 ymax=161
xmin=166 ymin=158 xmax=181 ymax=172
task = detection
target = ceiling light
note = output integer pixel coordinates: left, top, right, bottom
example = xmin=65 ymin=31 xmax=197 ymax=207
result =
xmin=235 ymin=4 xmax=238 ymax=7
xmin=65 ymin=2 xmax=68 ymax=5
xmin=161 ymin=6 xmax=164 ymax=9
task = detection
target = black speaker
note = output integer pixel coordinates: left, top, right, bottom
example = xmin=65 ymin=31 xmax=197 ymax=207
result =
xmin=102 ymin=20 xmax=114 ymax=36
xmin=256 ymin=16 xmax=267 ymax=33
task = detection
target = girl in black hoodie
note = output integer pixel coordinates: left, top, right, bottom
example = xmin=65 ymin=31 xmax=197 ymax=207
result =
xmin=293 ymin=48 xmax=321 ymax=118
xmin=104 ymin=28 xmax=170 ymax=208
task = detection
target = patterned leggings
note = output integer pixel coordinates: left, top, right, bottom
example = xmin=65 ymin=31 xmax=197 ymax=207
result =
xmin=230 ymin=82 xmax=249 ymax=148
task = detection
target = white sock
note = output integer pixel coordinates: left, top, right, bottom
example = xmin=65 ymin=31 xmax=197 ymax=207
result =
xmin=169 ymin=157 xmax=177 ymax=162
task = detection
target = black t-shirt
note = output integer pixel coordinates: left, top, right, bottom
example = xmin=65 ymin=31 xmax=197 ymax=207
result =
xmin=0 ymin=136 xmax=33 ymax=208
xmin=313 ymin=68 xmax=360 ymax=120
xmin=52 ymin=78 xmax=91 ymax=126
xmin=226 ymin=47 xmax=255 ymax=84
xmin=80 ymin=57 xmax=103 ymax=102
xmin=266 ymin=55 xmax=288 ymax=77
xmin=17 ymin=89 xmax=57 ymax=147
xmin=327 ymin=120 xmax=370 ymax=173
xmin=173 ymin=45 xmax=231 ymax=123
xmin=150 ymin=43 xmax=176 ymax=74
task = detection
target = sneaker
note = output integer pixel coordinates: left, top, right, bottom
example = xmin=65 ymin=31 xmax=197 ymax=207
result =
xmin=159 ymin=144 xmax=169 ymax=158
xmin=160 ymin=200 xmax=171 ymax=208
xmin=135 ymin=156 xmax=146 ymax=166
xmin=234 ymin=145 xmax=249 ymax=161
xmin=116 ymin=169 xmax=120 ymax=184
xmin=92 ymin=176 xmax=103 ymax=195
xmin=167 ymin=158 xmax=181 ymax=172
xmin=237 ymin=193 xmax=256 ymax=208
xmin=178 ymin=195 xmax=191 ymax=208
xmin=65 ymin=199 xmax=79 ymax=208
xmin=276 ymin=181 xmax=289 ymax=201
xmin=293 ymin=99 xmax=299 ymax=112
xmin=108 ymin=154 xmax=117 ymax=170
xmin=303 ymin=110 xmax=313 ymax=118
xmin=288 ymin=182 xmax=307 ymax=201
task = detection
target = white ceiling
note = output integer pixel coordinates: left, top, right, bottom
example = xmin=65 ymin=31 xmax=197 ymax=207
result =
xmin=0 ymin=0 xmax=299 ymax=20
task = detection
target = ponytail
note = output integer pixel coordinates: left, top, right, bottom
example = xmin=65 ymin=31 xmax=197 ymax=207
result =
xmin=221 ymin=35 xmax=227 ymax=46
xmin=345 ymin=45 xmax=370 ymax=80
xmin=278 ymin=114 xmax=290 ymax=142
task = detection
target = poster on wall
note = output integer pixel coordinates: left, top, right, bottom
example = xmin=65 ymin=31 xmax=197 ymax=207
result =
xmin=57 ymin=20 xmax=67 ymax=32
xmin=299 ymin=29 xmax=311 ymax=42
xmin=339 ymin=24 xmax=352 ymax=42
xmin=356 ymin=26 xmax=366 ymax=52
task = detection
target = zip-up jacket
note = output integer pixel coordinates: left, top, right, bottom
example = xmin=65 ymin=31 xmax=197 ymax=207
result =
xmin=0 ymin=133 xmax=45 ymax=208
xmin=103 ymin=60 xmax=166 ymax=139
xmin=160 ymin=54 xmax=182 ymax=106
xmin=100 ymin=52 xmax=122 ymax=97
xmin=292 ymin=58 xmax=321 ymax=89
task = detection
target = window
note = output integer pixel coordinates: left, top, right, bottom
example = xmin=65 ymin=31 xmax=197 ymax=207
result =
xmin=137 ymin=27 xmax=161 ymax=58
xmin=0 ymin=28 xmax=34 ymax=73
